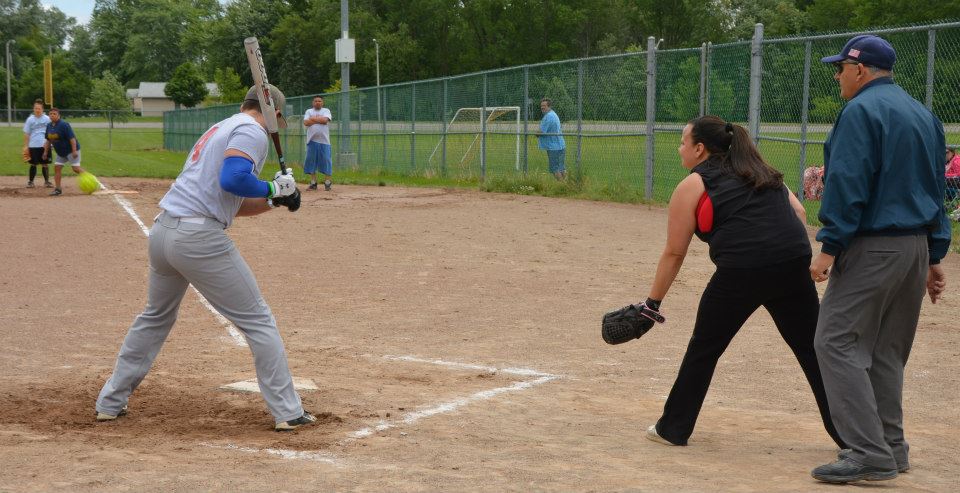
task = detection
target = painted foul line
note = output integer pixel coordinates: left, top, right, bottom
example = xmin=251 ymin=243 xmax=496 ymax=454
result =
xmin=101 ymin=180 xmax=248 ymax=347
xmin=199 ymin=442 xmax=341 ymax=465
xmin=343 ymin=355 xmax=564 ymax=442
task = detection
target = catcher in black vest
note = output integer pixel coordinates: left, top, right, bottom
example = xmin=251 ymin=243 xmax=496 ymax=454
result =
xmin=602 ymin=115 xmax=845 ymax=449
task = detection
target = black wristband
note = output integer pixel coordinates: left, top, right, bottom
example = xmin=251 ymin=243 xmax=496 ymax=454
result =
xmin=645 ymin=297 xmax=662 ymax=311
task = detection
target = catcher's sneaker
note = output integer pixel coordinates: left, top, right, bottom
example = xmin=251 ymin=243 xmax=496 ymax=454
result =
xmin=324 ymin=180 xmax=332 ymax=191
xmin=646 ymin=424 xmax=679 ymax=446
xmin=96 ymin=406 xmax=128 ymax=422
xmin=812 ymin=457 xmax=897 ymax=483
xmin=26 ymin=181 xmax=34 ymax=188
xmin=307 ymin=182 xmax=318 ymax=191
xmin=275 ymin=411 xmax=318 ymax=431
xmin=49 ymin=188 xmax=62 ymax=196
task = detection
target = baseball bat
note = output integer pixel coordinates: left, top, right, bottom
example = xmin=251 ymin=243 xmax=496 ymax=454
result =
xmin=243 ymin=36 xmax=286 ymax=175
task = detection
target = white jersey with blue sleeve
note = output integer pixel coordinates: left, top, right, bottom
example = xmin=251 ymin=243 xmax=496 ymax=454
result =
xmin=159 ymin=113 xmax=269 ymax=228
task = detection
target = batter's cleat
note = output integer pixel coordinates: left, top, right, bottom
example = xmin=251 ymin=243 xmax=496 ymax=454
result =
xmin=646 ymin=424 xmax=679 ymax=446
xmin=44 ymin=181 xmax=53 ymax=188
xmin=275 ymin=411 xmax=318 ymax=431
xmin=812 ymin=457 xmax=897 ymax=483
xmin=324 ymin=180 xmax=332 ymax=191
xmin=49 ymin=188 xmax=62 ymax=196
xmin=307 ymin=182 xmax=318 ymax=191
xmin=96 ymin=406 xmax=128 ymax=422
xmin=26 ymin=181 xmax=34 ymax=188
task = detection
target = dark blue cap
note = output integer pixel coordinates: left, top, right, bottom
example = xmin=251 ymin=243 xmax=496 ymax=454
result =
xmin=821 ymin=35 xmax=896 ymax=70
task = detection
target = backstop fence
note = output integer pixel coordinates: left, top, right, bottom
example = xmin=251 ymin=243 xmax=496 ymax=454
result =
xmin=164 ymin=21 xmax=960 ymax=203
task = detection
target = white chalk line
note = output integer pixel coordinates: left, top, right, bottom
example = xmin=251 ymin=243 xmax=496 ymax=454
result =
xmin=344 ymin=375 xmax=558 ymax=441
xmin=198 ymin=442 xmax=341 ymax=465
xmin=100 ymin=180 xmax=247 ymax=347
xmin=381 ymin=354 xmax=561 ymax=378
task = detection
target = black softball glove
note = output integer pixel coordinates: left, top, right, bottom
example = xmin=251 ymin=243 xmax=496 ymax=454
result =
xmin=601 ymin=300 xmax=665 ymax=345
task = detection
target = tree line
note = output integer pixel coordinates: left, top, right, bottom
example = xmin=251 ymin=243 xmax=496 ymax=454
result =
xmin=1 ymin=0 xmax=958 ymax=111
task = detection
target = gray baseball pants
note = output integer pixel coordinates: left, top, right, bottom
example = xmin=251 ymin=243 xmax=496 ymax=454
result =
xmin=815 ymin=234 xmax=927 ymax=470
xmin=96 ymin=211 xmax=304 ymax=423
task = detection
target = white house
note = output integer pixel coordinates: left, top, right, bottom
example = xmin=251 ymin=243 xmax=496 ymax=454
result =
xmin=127 ymin=82 xmax=220 ymax=116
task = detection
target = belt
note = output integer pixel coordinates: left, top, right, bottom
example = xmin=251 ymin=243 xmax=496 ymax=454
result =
xmin=156 ymin=211 xmax=225 ymax=229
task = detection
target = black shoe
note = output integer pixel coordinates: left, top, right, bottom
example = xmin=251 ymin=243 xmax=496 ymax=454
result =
xmin=307 ymin=183 xmax=318 ymax=191
xmin=27 ymin=181 xmax=35 ymax=188
xmin=324 ymin=180 xmax=332 ymax=191
xmin=44 ymin=181 xmax=53 ymax=188
xmin=838 ymin=449 xmax=909 ymax=473
xmin=275 ymin=411 xmax=318 ymax=431
xmin=812 ymin=457 xmax=897 ymax=483
xmin=49 ymin=188 xmax=62 ymax=196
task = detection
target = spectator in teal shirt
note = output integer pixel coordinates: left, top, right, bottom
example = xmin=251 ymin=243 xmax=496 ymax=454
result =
xmin=538 ymin=98 xmax=566 ymax=180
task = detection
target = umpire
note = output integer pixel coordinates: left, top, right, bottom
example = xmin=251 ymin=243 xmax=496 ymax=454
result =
xmin=810 ymin=35 xmax=950 ymax=483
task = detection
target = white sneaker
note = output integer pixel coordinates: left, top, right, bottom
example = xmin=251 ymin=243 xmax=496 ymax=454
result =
xmin=646 ymin=424 xmax=677 ymax=446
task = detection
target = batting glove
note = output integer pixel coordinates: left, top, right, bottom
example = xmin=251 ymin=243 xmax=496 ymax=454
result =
xmin=268 ymin=170 xmax=296 ymax=198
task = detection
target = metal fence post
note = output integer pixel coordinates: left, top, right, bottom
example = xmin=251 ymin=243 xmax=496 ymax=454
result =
xmin=357 ymin=91 xmax=362 ymax=166
xmin=442 ymin=78 xmax=448 ymax=177
xmin=644 ymin=36 xmax=657 ymax=200
xmin=748 ymin=23 xmax=764 ymax=144
xmin=699 ymin=43 xmax=707 ymax=117
xmin=576 ymin=59 xmax=584 ymax=179
xmin=481 ymin=73 xmax=487 ymax=180
xmin=108 ymin=111 xmax=113 ymax=151
xmin=381 ymin=89 xmax=387 ymax=170
xmin=798 ymin=41 xmax=812 ymax=198
xmin=522 ymin=66 xmax=529 ymax=175
xmin=925 ymin=29 xmax=936 ymax=110
xmin=411 ymin=84 xmax=416 ymax=172
xmin=705 ymin=42 xmax=712 ymax=115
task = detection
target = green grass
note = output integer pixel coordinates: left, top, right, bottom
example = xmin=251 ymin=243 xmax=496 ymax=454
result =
xmin=4 ymin=125 xmax=959 ymax=250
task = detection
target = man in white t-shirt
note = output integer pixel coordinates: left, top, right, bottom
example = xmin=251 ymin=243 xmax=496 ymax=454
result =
xmin=303 ymin=95 xmax=333 ymax=191
xmin=22 ymin=99 xmax=52 ymax=188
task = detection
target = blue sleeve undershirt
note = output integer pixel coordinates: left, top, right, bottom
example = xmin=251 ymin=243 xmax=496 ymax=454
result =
xmin=219 ymin=155 xmax=270 ymax=197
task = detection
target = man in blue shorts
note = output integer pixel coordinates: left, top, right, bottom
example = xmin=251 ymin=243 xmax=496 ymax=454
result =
xmin=538 ymin=98 xmax=566 ymax=180
xmin=303 ymin=95 xmax=333 ymax=191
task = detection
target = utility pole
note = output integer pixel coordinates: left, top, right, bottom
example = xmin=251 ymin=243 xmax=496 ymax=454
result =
xmin=373 ymin=38 xmax=380 ymax=121
xmin=335 ymin=0 xmax=356 ymax=166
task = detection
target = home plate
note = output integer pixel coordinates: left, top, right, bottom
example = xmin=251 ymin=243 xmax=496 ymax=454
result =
xmin=220 ymin=377 xmax=319 ymax=393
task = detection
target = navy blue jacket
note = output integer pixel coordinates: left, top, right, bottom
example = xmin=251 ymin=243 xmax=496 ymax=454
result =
xmin=817 ymin=77 xmax=950 ymax=263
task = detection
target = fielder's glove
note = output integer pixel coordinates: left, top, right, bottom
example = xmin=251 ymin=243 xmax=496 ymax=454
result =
xmin=601 ymin=298 xmax=665 ymax=345
xmin=270 ymin=187 xmax=301 ymax=212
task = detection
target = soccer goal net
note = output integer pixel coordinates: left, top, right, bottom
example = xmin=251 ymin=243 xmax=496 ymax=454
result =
xmin=428 ymin=106 xmax=521 ymax=173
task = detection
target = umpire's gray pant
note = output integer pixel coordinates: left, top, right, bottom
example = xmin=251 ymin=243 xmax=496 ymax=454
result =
xmin=815 ymin=234 xmax=927 ymax=469
xmin=96 ymin=212 xmax=304 ymax=423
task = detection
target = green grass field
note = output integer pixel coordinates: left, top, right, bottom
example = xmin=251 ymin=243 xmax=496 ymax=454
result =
xmin=3 ymin=124 xmax=958 ymax=249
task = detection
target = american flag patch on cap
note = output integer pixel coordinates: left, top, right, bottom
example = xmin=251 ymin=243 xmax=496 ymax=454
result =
xmin=849 ymin=48 xmax=861 ymax=57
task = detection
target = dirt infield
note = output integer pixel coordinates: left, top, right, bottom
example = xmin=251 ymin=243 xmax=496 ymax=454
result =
xmin=0 ymin=175 xmax=957 ymax=492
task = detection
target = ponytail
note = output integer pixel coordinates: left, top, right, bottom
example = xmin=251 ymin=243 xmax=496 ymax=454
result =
xmin=689 ymin=116 xmax=784 ymax=190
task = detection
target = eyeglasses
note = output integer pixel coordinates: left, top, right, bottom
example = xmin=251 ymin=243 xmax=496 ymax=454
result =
xmin=833 ymin=60 xmax=859 ymax=74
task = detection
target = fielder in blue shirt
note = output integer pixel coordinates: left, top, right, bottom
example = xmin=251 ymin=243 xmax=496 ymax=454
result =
xmin=42 ymin=108 xmax=89 ymax=196
xmin=538 ymin=98 xmax=566 ymax=180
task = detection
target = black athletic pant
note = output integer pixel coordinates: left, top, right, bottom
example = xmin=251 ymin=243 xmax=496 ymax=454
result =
xmin=655 ymin=256 xmax=845 ymax=448
xmin=27 ymin=147 xmax=50 ymax=183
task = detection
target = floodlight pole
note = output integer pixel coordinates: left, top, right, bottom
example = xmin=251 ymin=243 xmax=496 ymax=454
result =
xmin=6 ymin=39 xmax=15 ymax=125
xmin=339 ymin=0 xmax=351 ymax=163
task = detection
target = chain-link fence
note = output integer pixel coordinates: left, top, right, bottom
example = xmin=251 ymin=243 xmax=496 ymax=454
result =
xmin=164 ymin=21 xmax=960 ymax=204
xmin=6 ymin=109 xmax=162 ymax=152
